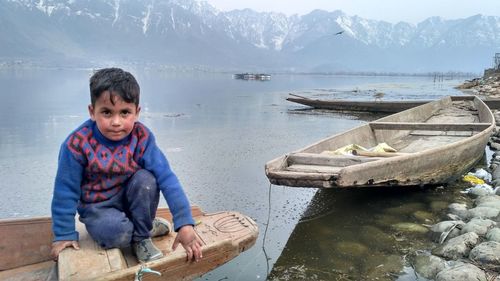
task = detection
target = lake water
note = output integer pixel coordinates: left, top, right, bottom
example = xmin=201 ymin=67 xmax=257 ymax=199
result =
xmin=0 ymin=68 xmax=474 ymax=280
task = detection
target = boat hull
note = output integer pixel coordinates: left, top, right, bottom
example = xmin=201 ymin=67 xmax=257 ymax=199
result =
xmin=0 ymin=207 xmax=258 ymax=281
xmin=287 ymin=95 xmax=500 ymax=113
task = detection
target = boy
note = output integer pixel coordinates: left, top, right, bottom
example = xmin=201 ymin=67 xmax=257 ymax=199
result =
xmin=50 ymin=68 xmax=202 ymax=263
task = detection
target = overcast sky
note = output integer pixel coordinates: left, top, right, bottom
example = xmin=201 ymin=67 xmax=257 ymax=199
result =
xmin=203 ymin=0 xmax=500 ymax=24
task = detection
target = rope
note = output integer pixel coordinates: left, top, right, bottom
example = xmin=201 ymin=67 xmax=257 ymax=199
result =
xmin=134 ymin=265 xmax=161 ymax=281
xmin=262 ymin=183 xmax=272 ymax=276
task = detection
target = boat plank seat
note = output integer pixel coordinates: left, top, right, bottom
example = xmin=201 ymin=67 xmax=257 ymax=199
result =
xmin=58 ymin=219 xmax=127 ymax=281
xmin=288 ymin=153 xmax=382 ymax=167
xmin=369 ymin=122 xmax=491 ymax=131
xmin=58 ymin=207 xmax=205 ymax=280
xmin=286 ymin=164 xmax=343 ymax=174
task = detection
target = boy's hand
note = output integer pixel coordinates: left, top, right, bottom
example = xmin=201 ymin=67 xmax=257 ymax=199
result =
xmin=172 ymin=225 xmax=203 ymax=262
xmin=50 ymin=240 xmax=80 ymax=261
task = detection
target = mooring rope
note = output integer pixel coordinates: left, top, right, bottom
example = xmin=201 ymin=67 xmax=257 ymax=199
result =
xmin=262 ymin=183 xmax=272 ymax=276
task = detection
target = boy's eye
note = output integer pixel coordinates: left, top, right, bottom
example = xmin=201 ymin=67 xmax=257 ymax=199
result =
xmin=101 ymin=110 xmax=111 ymax=115
xmin=121 ymin=110 xmax=131 ymax=116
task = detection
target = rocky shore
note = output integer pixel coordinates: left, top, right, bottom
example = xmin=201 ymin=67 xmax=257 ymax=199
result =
xmin=457 ymin=74 xmax=500 ymax=98
xmin=412 ymin=77 xmax=500 ymax=281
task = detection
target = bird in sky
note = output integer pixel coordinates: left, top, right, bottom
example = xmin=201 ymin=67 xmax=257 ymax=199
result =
xmin=334 ymin=30 xmax=344 ymax=35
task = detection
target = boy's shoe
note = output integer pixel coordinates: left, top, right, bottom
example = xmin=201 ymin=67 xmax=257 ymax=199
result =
xmin=133 ymin=238 xmax=164 ymax=262
xmin=150 ymin=217 xmax=171 ymax=238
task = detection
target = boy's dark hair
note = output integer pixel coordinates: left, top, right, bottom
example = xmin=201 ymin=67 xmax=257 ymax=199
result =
xmin=89 ymin=68 xmax=140 ymax=106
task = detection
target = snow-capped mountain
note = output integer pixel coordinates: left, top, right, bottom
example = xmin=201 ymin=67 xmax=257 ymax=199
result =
xmin=1 ymin=0 xmax=499 ymax=72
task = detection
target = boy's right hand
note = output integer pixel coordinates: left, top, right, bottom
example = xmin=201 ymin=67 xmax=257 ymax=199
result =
xmin=50 ymin=240 xmax=80 ymax=261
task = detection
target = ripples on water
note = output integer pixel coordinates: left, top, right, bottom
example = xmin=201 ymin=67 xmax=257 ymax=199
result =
xmin=0 ymin=69 xmax=475 ymax=280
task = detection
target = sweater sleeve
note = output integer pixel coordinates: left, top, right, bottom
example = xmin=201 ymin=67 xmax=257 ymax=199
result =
xmin=141 ymin=132 xmax=195 ymax=231
xmin=51 ymin=142 xmax=83 ymax=241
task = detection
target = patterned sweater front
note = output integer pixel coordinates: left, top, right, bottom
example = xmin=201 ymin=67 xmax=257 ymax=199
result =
xmin=51 ymin=119 xmax=194 ymax=241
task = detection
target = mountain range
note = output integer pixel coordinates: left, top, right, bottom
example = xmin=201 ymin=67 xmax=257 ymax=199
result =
xmin=1 ymin=0 xmax=499 ymax=73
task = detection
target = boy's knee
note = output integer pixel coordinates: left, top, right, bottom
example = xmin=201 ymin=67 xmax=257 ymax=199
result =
xmin=128 ymin=169 xmax=158 ymax=195
xmin=87 ymin=216 xmax=134 ymax=249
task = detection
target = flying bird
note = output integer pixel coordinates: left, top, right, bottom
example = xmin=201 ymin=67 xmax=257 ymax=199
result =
xmin=334 ymin=30 xmax=344 ymax=35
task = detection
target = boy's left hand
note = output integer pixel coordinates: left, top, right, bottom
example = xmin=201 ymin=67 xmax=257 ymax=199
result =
xmin=172 ymin=225 xmax=203 ymax=262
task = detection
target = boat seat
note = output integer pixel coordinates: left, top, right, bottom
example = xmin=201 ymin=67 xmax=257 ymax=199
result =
xmin=288 ymin=153 xmax=382 ymax=167
xmin=58 ymin=219 xmax=128 ymax=281
xmin=286 ymin=164 xmax=343 ymax=174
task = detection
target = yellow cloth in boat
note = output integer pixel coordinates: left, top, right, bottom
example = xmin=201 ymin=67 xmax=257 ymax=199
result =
xmin=322 ymin=142 xmax=397 ymax=155
xmin=462 ymin=174 xmax=485 ymax=185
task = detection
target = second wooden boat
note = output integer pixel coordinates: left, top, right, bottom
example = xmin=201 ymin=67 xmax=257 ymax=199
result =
xmin=287 ymin=94 xmax=500 ymax=113
xmin=266 ymin=96 xmax=495 ymax=188
xmin=0 ymin=206 xmax=258 ymax=281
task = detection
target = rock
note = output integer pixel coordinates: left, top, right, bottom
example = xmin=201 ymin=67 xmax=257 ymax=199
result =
xmin=468 ymin=206 xmax=500 ymax=219
xmin=392 ymin=222 xmax=429 ymax=234
xmin=432 ymin=232 xmax=479 ymax=260
xmin=435 ymin=262 xmax=487 ymax=281
xmin=486 ymin=227 xmax=500 ymax=242
xmin=430 ymin=201 xmax=450 ymax=212
xmin=475 ymin=195 xmax=500 ymax=207
xmin=475 ymin=197 xmax=500 ymax=211
xmin=491 ymin=142 xmax=500 ymax=151
xmin=334 ymin=241 xmax=368 ymax=257
xmin=467 ymin=187 xmax=495 ymax=198
xmin=460 ymin=218 xmax=497 ymax=236
xmin=413 ymin=210 xmax=435 ymax=223
xmin=430 ymin=221 xmax=465 ymax=243
xmin=448 ymin=203 xmax=470 ymax=220
xmin=469 ymin=241 xmax=500 ymax=271
xmin=413 ymin=254 xmax=446 ymax=280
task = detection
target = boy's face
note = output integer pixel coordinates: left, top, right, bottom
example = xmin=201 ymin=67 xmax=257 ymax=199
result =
xmin=88 ymin=91 xmax=140 ymax=141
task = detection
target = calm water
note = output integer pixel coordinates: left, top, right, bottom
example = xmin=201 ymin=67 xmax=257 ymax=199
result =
xmin=0 ymin=68 xmax=471 ymax=280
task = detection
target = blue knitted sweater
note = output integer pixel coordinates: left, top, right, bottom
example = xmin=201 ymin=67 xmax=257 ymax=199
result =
xmin=51 ymin=119 xmax=194 ymax=241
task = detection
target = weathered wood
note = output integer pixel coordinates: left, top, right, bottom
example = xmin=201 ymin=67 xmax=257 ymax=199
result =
xmin=351 ymin=150 xmax=409 ymax=157
xmin=369 ymin=122 xmax=491 ymax=131
xmin=286 ymin=164 xmax=343 ymax=173
xmin=0 ymin=217 xmax=53 ymax=271
xmin=58 ymin=219 xmax=128 ymax=280
xmin=266 ymin=96 xmax=495 ymax=188
xmin=287 ymin=95 xmax=500 ymax=113
xmin=288 ymin=153 xmax=381 ymax=166
xmin=0 ymin=206 xmax=257 ymax=281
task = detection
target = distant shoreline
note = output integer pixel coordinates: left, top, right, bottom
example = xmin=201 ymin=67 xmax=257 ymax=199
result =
xmin=0 ymin=61 xmax=478 ymax=78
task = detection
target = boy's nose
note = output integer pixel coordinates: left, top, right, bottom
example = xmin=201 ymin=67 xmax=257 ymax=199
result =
xmin=111 ymin=116 xmax=121 ymax=126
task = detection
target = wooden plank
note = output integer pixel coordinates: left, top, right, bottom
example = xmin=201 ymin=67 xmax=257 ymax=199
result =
xmin=352 ymin=150 xmax=409 ymax=157
xmin=0 ymin=217 xmax=53 ymax=271
xmin=369 ymin=122 xmax=491 ymax=131
xmin=58 ymin=219 xmax=123 ymax=281
xmin=0 ymin=261 xmax=55 ymax=281
xmin=286 ymin=164 xmax=343 ymax=174
xmin=288 ymin=152 xmax=381 ymax=166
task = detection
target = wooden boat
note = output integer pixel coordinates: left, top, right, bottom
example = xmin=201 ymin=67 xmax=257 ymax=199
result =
xmin=0 ymin=206 xmax=258 ymax=281
xmin=266 ymin=96 xmax=495 ymax=188
xmin=287 ymin=94 xmax=500 ymax=113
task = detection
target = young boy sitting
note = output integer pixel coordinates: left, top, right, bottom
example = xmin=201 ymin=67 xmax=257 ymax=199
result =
xmin=50 ymin=68 xmax=202 ymax=263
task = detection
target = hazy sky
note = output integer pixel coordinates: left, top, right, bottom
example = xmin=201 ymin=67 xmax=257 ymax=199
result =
xmin=204 ymin=0 xmax=500 ymax=24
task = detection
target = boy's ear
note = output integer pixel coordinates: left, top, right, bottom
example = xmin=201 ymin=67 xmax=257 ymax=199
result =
xmin=136 ymin=106 xmax=141 ymax=118
xmin=88 ymin=104 xmax=96 ymax=121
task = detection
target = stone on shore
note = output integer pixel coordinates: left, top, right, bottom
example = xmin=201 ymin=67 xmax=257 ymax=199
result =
xmin=460 ymin=218 xmax=497 ymax=236
xmin=413 ymin=254 xmax=446 ymax=280
xmin=486 ymin=227 xmax=500 ymax=242
xmin=432 ymin=232 xmax=479 ymax=260
xmin=429 ymin=221 xmax=464 ymax=243
xmin=435 ymin=262 xmax=487 ymax=281
xmin=467 ymin=206 xmax=500 ymax=220
xmin=447 ymin=203 xmax=470 ymax=220
xmin=468 ymin=241 xmax=500 ymax=271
